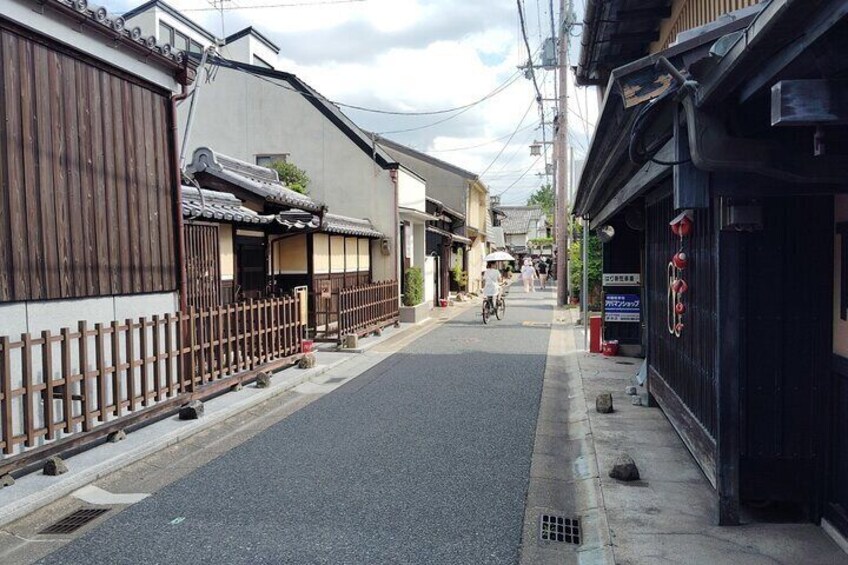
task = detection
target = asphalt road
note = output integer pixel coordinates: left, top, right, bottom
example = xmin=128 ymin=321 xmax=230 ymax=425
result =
xmin=39 ymin=286 xmax=554 ymax=565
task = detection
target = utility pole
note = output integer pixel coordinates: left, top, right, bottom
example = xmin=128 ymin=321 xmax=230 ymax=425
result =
xmin=554 ymin=0 xmax=571 ymax=307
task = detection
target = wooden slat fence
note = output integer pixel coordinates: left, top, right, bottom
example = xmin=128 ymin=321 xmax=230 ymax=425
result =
xmin=339 ymin=280 xmax=399 ymax=339
xmin=0 ymin=294 xmax=304 ymax=471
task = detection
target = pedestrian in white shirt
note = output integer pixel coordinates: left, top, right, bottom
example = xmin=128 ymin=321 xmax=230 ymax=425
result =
xmin=482 ymin=261 xmax=502 ymax=310
xmin=521 ymin=259 xmax=537 ymax=293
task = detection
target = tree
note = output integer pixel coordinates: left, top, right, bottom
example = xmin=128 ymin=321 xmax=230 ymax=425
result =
xmin=526 ymin=184 xmax=555 ymax=220
xmin=269 ymin=160 xmax=310 ymax=195
xmin=569 ymin=222 xmax=603 ymax=308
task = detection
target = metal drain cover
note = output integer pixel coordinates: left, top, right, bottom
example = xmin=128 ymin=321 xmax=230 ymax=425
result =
xmin=615 ymin=361 xmax=634 ymax=365
xmin=539 ymin=514 xmax=580 ymax=544
xmin=324 ymin=377 xmax=346 ymax=384
xmin=40 ymin=508 xmax=110 ymax=534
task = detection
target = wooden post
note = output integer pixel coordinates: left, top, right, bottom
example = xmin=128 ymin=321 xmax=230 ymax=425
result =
xmin=94 ymin=323 xmax=107 ymax=421
xmin=716 ymin=221 xmax=741 ymax=526
xmin=0 ymin=337 xmax=12 ymax=454
xmin=60 ymin=328 xmax=73 ymax=434
xmin=78 ymin=321 xmax=91 ymax=432
xmin=125 ymin=319 xmax=136 ymax=409
xmin=42 ymin=330 xmax=55 ymax=440
xmin=164 ymin=313 xmax=174 ymax=396
xmin=139 ymin=317 xmax=148 ymax=407
xmin=152 ymin=315 xmax=162 ymax=401
xmin=22 ymin=333 xmax=34 ymax=447
xmin=111 ymin=321 xmax=122 ymax=417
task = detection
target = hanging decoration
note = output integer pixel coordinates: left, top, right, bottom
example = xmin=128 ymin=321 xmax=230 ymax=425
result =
xmin=667 ymin=211 xmax=694 ymax=338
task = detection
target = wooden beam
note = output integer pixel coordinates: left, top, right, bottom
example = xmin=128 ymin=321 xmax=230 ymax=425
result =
xmin=771 ymin=80 xmax=848 ymax=126
xmin=715 ymin=214 xmax=741 ymax=526
xmin=590 ymin=140 xmax=673 ymax=230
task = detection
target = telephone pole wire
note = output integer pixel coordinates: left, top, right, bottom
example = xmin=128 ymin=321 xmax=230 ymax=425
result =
xmin=555 ymin=0 xmax=571 ymax=307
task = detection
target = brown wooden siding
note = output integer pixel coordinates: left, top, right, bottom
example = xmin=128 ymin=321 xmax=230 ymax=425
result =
xmin=650 ymin=0 xmax=761 ymax=53
xmin=0 ymin=22 xmax=177 ymax=304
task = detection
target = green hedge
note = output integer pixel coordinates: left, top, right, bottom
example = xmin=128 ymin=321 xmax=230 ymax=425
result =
xmin=403 ymin=266 xmax=424 ymax=306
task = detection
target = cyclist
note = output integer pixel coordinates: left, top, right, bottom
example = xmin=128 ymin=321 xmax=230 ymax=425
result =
xmin=482 ymin=260 xmax=502 ymax=312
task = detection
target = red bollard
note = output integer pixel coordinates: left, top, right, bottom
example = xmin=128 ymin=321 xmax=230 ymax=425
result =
xmin=589 ymin=316 xmax=603 ymax=353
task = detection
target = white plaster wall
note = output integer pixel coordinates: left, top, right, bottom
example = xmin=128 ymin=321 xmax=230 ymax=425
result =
xmin=181 ymin=66 xmax=397 ymax=281
xmin=398 ymin=169 xmax=426 ymax=212
xmin=424 ymin=256 xmax=436 ymax=305
xmin=5 ymin=0 xmax=178 ymax=92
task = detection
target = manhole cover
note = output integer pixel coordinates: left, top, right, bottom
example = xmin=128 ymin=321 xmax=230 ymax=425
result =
xmin=539 ymin=514 xmax=580 ymax=544
xmin=40 ymin=508 xmax=110 ymax=534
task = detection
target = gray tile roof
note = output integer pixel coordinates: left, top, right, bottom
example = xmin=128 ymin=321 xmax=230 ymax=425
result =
xmin=182 ymin=186 xmax=319 ymax=230
xmin=496 ymin=206 xmax=544 ymax=235
xmin=322 ymin=214 xmax=383 ymax=238
xmin=186 ymin=147 xmax=323 ymax=213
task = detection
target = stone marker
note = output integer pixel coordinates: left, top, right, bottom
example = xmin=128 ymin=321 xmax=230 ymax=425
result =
xmin=609 ymin=453 xmax=640 ymax=481
xmin=43 ymin=456 xmax=68 ymax=476
xmin=373 ymin=328 xmax=383 ymax=337
xmin=596 ymin=392 xmax=614 ymax=413
xmin=0 ymin=474 xmax=15 ymax=488
xmin=255 ymin=371 xmax=272 ymax=388
xmin=178 ymin=399 xmax=204 ymax=420
xmin=107 ymin=430 xmax=127 ymax=443
xmin=298 ymin=353 xmax=316 ymax=369
xmin=343 ymin=334 xmax=359 ymax=349
xmin=230 ymin=383 xmax=243 ymax=392
xmin=624 ymin=386 xmax=637 ymax=396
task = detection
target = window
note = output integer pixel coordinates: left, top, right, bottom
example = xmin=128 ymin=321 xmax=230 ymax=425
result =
xmin=158 ymin=22 xmax=174 ymax=45
xmin=253 ymin=54 xmax=274 ymax=69
xmin=174 ymin=31 xmax=190 ymax=53
xmin=255 ymin=154 xmax=288 ymax=167
xmin=190 ymin=40 xmax=203 ymax=54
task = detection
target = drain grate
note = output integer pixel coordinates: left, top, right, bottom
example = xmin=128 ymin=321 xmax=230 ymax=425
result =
xmin=40 ymin=508 xmax=110 ymax=534
xmin=615 ymin=361 xmax=634 ymax=365
xmin=539 ymin=514 xmax=580 ymax=544
xmin=324 ymin=377 xmax=345 ymax=384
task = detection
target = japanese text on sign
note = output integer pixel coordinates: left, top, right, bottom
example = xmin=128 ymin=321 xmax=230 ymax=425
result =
xmin=602 ymin=273 xmax=641 ymax=287
xmin=604 ymin=293 xmax=641 ymax=323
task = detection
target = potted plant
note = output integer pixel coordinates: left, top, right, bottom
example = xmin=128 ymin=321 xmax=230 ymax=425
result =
xmin=400 ymin=267 xmax=430 ymax=323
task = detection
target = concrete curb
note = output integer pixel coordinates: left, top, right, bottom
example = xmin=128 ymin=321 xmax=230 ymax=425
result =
xmin=0 ymin=354 xmax=352 ymax=529
xmin=0 ymin=301 xmax=476 ymax=529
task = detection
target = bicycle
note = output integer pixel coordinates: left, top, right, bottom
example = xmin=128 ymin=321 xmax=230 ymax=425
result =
xmin=482 ymin=284 xmax=507 ymax=324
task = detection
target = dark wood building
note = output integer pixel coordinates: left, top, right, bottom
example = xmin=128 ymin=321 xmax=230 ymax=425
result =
xmin=0 ymin=0 xmax=192 ymax=335
xmin=574 ymin=0 xmax=848 ymax=535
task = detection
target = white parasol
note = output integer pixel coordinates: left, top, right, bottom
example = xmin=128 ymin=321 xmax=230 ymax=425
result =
xmin=484 ymin=251 xmax=516 ymax=262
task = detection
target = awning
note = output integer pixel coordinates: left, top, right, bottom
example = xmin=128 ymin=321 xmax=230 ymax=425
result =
xmin=399 ymin=207 xmax=439 ymax=223
xmin=321 ymin=214 xmax=384 ymax=238
xmin=426 ymin=225 xmax=471 ymax=245
xmin=186 ymin=147 xmax=323 ymax=213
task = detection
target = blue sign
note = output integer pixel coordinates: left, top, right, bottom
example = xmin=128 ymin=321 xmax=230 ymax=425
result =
xmin=604 ymin=293 xmax=641 ymax=323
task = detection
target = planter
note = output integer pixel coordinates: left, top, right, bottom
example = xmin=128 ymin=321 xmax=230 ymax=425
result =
xmin=602 ymin=340 xmax=619 ymax=357
xmin=400 ymin=302 xmax=431 ymax=324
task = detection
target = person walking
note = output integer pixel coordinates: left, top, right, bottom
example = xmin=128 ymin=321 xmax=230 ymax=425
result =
xmin=536 ymin=258 xmax=549 ymax=290
xmin=521 ymin=259 xmax=537 ymax=293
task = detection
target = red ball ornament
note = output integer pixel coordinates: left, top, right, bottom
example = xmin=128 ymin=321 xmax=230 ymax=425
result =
xmin=672 ymin=252 xmax=688 ymax=270
xmin=675 ymin=322 xmax=685 ymax=333
xmin=676 ymin=279 xmax=689 ymax=294
xmin=671 ymin=223 xmax=680 ymax=236
xmin=678 ymin=217 xmax=693 ymax=237
xmin=675 ymin=302 xmax=686 ymax=315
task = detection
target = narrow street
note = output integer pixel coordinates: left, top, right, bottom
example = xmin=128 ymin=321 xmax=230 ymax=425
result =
xmin=37 ymin=285 xmax=556 ymax=564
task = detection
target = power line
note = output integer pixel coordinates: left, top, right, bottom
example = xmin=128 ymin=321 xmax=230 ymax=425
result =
xmin=174 ymin=0 xmax=366 ymax=11
xmin=497 ymin=155 xmax=543 ymax=196
xmin=427 ymin=123 xmax=538 ymax=153
xmin=478 ymin=97 xmax=536 ymax=179
xmin=209 ymin=56 xmax=523 ymax=120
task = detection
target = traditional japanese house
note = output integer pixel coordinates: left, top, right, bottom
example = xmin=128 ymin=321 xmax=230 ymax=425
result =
xmin=0 ymin=0 xmax=191 ymax=337
xmin=425 ymin=197 xmax=471 ymax=304
xmin=377 ymin=137 xmax=490 ymax=295
xmin=574 ymin=0 xmax=848 ymax=540
xmin=184 ymin=147 xmax=392 ymax=338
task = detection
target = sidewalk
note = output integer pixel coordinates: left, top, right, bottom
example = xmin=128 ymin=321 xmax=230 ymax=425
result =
xmin=521 ymin=307 xmax=848 ymax=564
xmin=0 ymin=301 xmax=474 ymax=531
